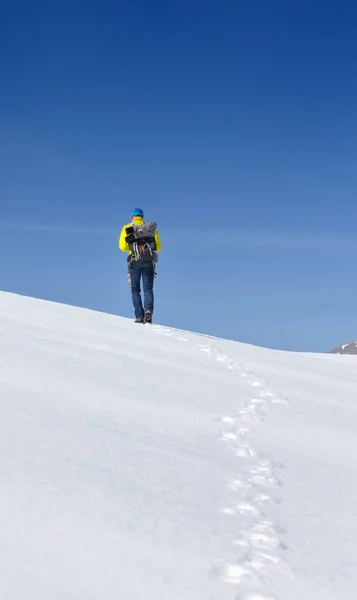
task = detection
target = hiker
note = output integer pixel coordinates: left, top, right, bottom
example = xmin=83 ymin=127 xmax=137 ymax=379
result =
xmin=119 ymin=208 xmax=162 ymax=324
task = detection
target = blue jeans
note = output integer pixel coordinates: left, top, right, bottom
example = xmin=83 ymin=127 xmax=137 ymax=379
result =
xmin=129 ymin=261 xmax=154 ymax=318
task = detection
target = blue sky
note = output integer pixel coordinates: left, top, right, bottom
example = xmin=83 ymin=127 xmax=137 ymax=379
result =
xmin=1 ymin=0 xmax=356 ymax=351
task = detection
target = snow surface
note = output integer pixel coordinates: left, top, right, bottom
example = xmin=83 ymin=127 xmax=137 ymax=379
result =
xmin=1 ymin=291 xmax=357 ymax=600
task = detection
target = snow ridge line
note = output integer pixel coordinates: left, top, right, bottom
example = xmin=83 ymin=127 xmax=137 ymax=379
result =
xmin=196 ymin=343 xmax=291 ymax=600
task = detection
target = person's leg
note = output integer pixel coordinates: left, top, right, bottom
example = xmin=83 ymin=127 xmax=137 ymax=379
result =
xmin=129 ymin=262 xmax=144 ymax=319
xmin=142 ymin=263 xmax=154 ymax=314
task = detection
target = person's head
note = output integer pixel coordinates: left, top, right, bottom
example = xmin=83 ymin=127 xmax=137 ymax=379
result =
xmin=131 ymin=208 xmax=144 ymax=220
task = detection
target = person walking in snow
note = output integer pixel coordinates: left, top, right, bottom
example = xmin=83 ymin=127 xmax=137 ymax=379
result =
xmin=119 ymin=208 xmax=162 ymax=324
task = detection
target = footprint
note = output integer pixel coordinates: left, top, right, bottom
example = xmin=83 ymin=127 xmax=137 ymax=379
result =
xmin=244 ymin=405 xmax=257 ymax=413
xmin=235 ymin=502 xmax=261 ymax=517
xmin=237 ymin=427 xmax=250 ymax=437
xmin=254 ymin=493 xmax=271 ymax=504
xmin=216 ymin=353 xmax=229 ymax=362
xmin=239 ymin=407 xmax=257 ymax=417
xmin=249 ymin=551 xmax=282 ymax=569
xmin=250 ymin=398 xmax=266 ymax=405
xmin=198 ymin=344 xmax=212 ymax=353
xmin=272 ymin=396 xmax=289 ymax=405
xmin=228 ymin=479 xmax=252 ymax=493
xmin=222 ymin=502 xmax=261 ymax=518
xmin=249 ymin=464 xmax=280 ymax=487
xmin=252 ymin=521 xmax=286 ymax=536
xmin=222 ymin=563 xmax=251 ymax=583
xmin=251 ymin=380 xmax=263 ymax=388
xmin=254 ymin=460 xmax=272 ymax=471
xmin=234 ymin=533 xmax=280 ymax=551
xmin=239 ymin=409 xmax=261 ymax=422
xmin=219 ymin=415 xmax=237 ymax=425
xmin=234 ymin=538 xmax=250 ymax=549
xmin=161 ymin=327 xmax=173 ymax=336
xmin=234 ymin=446 xmax=257 ymax=458
xmin=220 ymin=431 xmax=239 ymax=442
xmin=249 ymin=473 xmax=280 ymax=487
xmin=259 ymin=390 xmax=274 ymax=399
xmin=222 ymin=507 xmax=239 ymax=515
xmin=250 ymin=532 xmax=281 ymax=549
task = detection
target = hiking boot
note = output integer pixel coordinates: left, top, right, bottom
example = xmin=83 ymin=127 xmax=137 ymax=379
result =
xmin=134 ymin=317 xmax=144 ymax=324
xmin=144 ymin=310 xmax=152 ymax=324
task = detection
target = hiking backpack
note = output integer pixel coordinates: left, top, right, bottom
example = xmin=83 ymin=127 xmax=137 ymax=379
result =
xmin=125 ymin=221 xmax=158 ymax=263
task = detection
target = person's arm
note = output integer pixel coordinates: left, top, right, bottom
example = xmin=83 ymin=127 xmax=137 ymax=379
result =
xmin=155 ymin=230 xmax=162 ymax=252
xmin=119 ymin=225 xmax=130 ymax=253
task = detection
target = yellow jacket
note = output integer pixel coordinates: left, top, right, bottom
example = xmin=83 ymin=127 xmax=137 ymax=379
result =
xmin=119 ymin=216 xmax=162 ymax=255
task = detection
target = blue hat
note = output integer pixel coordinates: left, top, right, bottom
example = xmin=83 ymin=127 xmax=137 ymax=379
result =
xmin=131 ymin=208 xmax=144 ymax=217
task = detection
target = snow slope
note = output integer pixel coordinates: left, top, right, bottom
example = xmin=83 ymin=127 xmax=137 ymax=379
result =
xmin=1 ymin=291 xmax=357 ymax=600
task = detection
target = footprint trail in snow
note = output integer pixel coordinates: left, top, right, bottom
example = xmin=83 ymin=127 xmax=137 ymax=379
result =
xmin=153 ymin=326 xmax=290 ymax=598
xmin=197 ymin=342 xmax=290 ymax=599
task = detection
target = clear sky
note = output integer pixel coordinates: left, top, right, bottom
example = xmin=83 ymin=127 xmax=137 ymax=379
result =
xmin=1 ymin=0 xmax=357 ymax=351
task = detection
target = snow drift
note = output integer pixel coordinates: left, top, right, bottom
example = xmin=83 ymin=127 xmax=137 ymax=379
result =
xmin=1 ymin=291 xmax=357 ymax=600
